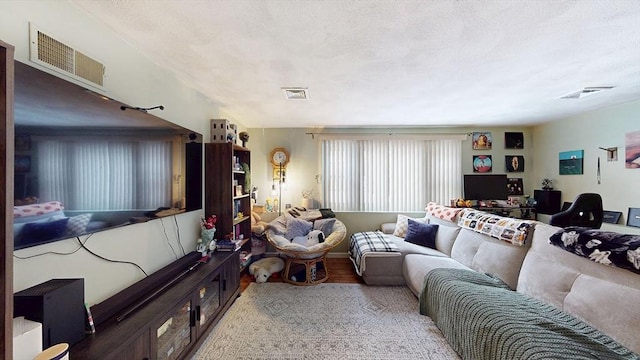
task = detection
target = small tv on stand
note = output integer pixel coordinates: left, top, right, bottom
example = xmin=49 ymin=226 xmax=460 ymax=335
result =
xmin=463 ymin=174 xmax=508 ymax=201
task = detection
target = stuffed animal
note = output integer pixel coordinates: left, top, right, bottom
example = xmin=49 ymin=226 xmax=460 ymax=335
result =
xmin=249 ymin=257 xmax=285 ymax=283
xmin=291 ymin=229 xmax=325 ymax=247
xmin=251 ymin=199 xmax=269 ymax=234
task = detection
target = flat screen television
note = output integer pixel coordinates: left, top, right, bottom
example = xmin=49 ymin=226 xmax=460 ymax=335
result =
xmin=463 ymin=174 xmax=508 ymax=201
xmin=13 ymin=61 xmax=203 ymax=250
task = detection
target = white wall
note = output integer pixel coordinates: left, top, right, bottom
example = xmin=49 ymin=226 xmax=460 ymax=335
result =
xmin=1 ymin=1 xmax=242 ymax=304
xmin=532 ymin=100 xmax=640 ymax=234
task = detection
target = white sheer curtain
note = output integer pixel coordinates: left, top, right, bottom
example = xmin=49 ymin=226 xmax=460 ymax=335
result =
xmin=37 ymin=139 xmax=172 ymax=210
xmin=322 ymin=138 xmax=462 ymax=211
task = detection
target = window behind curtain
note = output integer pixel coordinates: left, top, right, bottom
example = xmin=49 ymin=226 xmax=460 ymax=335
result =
xmin=321 ymin=138 xmax=462 ymax=211
xmin=37 ymin=140 xmax=172 ymax=210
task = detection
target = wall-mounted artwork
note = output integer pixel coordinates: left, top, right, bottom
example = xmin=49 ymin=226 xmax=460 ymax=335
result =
xmin=507 ymin=178 xmax=524 ymax=195
xmin=472 ymin=132 xmax=492 ymax=150
xmin=505 ymin=132 xmax=524 ymax=149
xmin=559 ymin=150 xmax=584 ymax=175
xmin=506 ymin=155 xmax=525 ymax=172
xmin=602 ymin=211 xmax=622 ymax=224
xmin=628 ymin=207 xmax=640 ymax=228
xmin=473 ymin=155 xmax=492 ymax=173
xmin=15 ymin=155 xmax=31 ymax=173
xmin=625 ymin=130 xmax=640 ymax=169
xmin=15 ymin=134 xmax=31 ymax=151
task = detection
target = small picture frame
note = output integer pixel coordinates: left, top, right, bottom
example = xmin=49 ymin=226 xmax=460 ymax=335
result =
xmin=506 ymin=155 xmax=525 ymax=172
xmin=504 ymin=132 xmax=524 ymax=149
xmin=472 ymin=132 xmax=492 ymax=150
xmin=235 ymin=185 xmax=244 ymax=197
xmin=627 ymin=207 xmax=640 ymax=228
xmin=507 ymin=178 xmax=524 ymax=195
xmin=602 ymin=211 xmax=622 ymax=224
xmin=472 ymin=155 xmax=492 ymax=173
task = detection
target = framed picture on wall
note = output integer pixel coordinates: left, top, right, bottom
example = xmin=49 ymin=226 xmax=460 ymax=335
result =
xmin=627 ymin=208 xmax=640 ymax=228
xmin=559 ymin=150 xmax=584 ymax=175
xmin=506 ymin=155 xmax=525 ymax=172
xmin=472 ymin=155 xmax=492 ymax=173
xmin=602 ymin=211 xmax=622 ymax=224
xmin=505 ymin=132 xmax=524 ymax=149
xmin=472 ymin=132 xmax=492 ymax=150
xmin=625 ymin=130 xmax=640 ymax=169
xmin=15 ymin=155 xmax=31 ymax=173
xmin=507 ymin=178 xmax=524 ymax=195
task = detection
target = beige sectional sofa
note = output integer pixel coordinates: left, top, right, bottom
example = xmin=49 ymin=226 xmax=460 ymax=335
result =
xmin=354 ymin=208 xmax=640 ymax=355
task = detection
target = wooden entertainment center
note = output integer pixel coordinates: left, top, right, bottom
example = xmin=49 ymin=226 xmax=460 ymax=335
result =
xmin=71 ymin=250 xmax=240 ymax=360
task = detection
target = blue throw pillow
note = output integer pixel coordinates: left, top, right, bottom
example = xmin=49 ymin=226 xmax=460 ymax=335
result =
xmin=405 ymin=219 xmax=439 ymax=249
xmin=16 ymin=217 xmax=70 ymax=247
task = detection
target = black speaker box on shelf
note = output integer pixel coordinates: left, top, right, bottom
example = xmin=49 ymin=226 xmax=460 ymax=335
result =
xmin=534 ymin=189 xmax=562 ymax=215
xmin=14 ymin=278 xmax=85 ymax=348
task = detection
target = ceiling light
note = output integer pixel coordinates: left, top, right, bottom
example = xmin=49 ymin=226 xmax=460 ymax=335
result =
xmin=281 ymin=87 xmax=309 ymax=100
xmin=559 ymin=86 xmax=614 ymax=99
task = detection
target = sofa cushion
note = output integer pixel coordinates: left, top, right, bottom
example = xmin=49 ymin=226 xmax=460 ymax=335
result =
xmin=516 ymin=251 xmax=579 ymax=309
xmin=403 ymin=254 xmax=470 ymax=296
xmin=405 ymin=220 xmax=438 ymax=248
xmin=564 ymin=274 xmax=640 ymax=354
xmin=392 ymin=214 xmax=427 ymax=238
xmin=433 ymin=223 xmax=460 ymax=256
xmin=284 ymin=214 xmax=313 ymax=240
xmin=313 ymin=218 xmax=336 ymax=238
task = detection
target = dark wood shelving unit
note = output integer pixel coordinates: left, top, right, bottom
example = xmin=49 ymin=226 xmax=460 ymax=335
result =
xmin=205 ymin=143 xmax=252 ymax=264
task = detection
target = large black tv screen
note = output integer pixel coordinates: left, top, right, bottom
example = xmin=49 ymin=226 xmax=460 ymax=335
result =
xmin=13 ymin=61 xmax=203 ymax=250
xmin=463 ymin=174 xmax=508 ymax=200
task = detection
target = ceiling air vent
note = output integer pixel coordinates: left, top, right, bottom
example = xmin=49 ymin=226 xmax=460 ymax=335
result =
xmin=559 ymin=86 xmax=614 ymax=99
xmin=281 ymin=87 xmax=309 ymax=100
xmin=29 ymin=23 xmax=105 ymax=89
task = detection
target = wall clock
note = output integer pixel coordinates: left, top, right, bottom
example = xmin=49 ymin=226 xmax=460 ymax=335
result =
xmin=270 ymin=147 xmax=290 ymax=167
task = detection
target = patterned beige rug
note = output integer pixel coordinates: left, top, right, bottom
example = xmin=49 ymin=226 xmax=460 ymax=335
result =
xmin=192 ymin=283 xmax=460 ymax=359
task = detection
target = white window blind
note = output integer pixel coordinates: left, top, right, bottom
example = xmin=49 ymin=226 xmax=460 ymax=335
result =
xmin=321 ymin=138 xmax=462 ymax=211
xmin=37 ymin=140 xmax=172 ymax=210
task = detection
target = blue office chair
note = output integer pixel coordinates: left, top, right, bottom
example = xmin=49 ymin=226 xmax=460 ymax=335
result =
xmin=549 ymin=193 xmax=603 ymax=229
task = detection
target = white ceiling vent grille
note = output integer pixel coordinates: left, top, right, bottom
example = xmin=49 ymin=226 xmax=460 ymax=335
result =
xmin=559 ymin=86 xmax=614 ymax=99
xmin=281 ymin=87 xmax=309 ymax=100
xmin=29 ymin=23 xmax=105 ymax=89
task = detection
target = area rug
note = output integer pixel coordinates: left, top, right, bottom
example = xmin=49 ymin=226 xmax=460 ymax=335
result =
xmin=192 ymin=283 xmax=460 ymax=359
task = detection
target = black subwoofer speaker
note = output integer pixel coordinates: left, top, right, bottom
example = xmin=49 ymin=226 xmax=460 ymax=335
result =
xmin=185 ymin=141 xmax=203 ymax=211
xmin=14 ymin=278 xmax=85 ymax=348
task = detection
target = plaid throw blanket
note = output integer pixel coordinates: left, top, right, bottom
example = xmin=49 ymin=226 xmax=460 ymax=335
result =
xmin=348 ymin=231 xmax=400 ymax=276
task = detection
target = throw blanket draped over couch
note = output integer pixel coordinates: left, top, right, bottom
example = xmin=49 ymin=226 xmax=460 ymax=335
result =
xmin=420 ymin=268 xmax=637 ymax=360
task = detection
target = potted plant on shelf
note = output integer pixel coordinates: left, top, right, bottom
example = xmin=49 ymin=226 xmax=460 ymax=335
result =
xmin=197 ymin=214 xmax=217 ymax=258
xmin=302 ymin=188 xmax=315 ymax=209
xmin=541 ymin=178 xmax=553 ymax=190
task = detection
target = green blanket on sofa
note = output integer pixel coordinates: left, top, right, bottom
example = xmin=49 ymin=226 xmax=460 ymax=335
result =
xmin=419 ymin=268 xmax=638 ymax=360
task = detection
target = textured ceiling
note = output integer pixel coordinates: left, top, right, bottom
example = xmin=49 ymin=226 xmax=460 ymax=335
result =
xmin=71 ymin=0 xmax=640 ymax=128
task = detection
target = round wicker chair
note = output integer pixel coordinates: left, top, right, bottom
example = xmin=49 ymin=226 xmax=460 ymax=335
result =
xmin=266 ymin=218 xmax=346 ymax=286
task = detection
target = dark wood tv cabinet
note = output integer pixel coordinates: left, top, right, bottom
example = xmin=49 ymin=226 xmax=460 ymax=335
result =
xmin=71 ymin=250 xmax=240 ymax=360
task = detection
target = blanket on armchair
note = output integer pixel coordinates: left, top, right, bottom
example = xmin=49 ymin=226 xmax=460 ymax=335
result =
xmin=419 ymin=268 xmax=637 ymax=360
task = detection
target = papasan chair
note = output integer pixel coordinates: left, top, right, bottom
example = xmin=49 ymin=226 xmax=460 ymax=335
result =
xmin=266 ymin=212 xmax=346 ymax=286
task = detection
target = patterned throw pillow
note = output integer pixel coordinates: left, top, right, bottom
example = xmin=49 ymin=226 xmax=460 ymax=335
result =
xmin=13 ymin=201 xmax=64 ymax=219
xmin=425 ymin=201 xmax=463 ymax=222
xmin=393 ymin=214 xmax=427 ymax=238
xmin=458 ymin=209 xmax=535 ymax=246
xmin=65 ymin=213 xmax=92 ymax=236
xmin=405 ymin=219 xmax=439 ymax=249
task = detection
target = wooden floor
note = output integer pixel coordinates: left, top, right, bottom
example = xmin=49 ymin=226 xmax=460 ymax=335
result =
xmin=240 ymin=256 xmax=364 ymax=292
